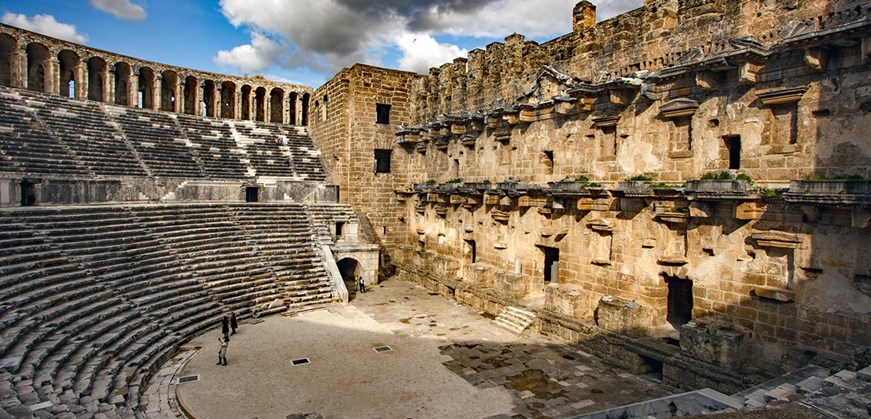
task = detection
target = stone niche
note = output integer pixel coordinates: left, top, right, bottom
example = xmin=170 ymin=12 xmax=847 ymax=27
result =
xmin=595 ymin=295 xmax=653 ymax=338
xmin=545 ymin=283 xmax=591 ymax=318
xmin=679 ymin=320 xmax=749 ymax=369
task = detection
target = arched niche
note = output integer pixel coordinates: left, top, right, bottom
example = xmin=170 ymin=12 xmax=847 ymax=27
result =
xmin=288 ymin=91 xmax=298 ymax=125
xmin=202 ymin=80 xmax=217 ymax=117
xmin=58 ymin=49 xmax=81 ymax=98
xmin=221 ymin=81 xmax=236 ymax=119
xmin=161 ymin=70 xmax=178 ymax=112
xmin=270 ymin=87 xmax=284 ymax=123
xmin=241 ymin=85 xmax=252 ymax=120
xmin=86 ymin=56 xmax=107 ymax=102
xmin=0 ymin=34 xmax=17 ymax=87
xmin=183 ymin=75 xmax=198 ymax=115
xmin=138 ymin=66 xmax=155 ymax=109
xmin=301 ymin=92 xmax=310 ymax=126
xmin=114 ymin=61 xmax=132 ymax=105
xmin=254 ymin=86 xmax=266 ymax=122
xmin=25 ymin=43 xmax=50 ymax=93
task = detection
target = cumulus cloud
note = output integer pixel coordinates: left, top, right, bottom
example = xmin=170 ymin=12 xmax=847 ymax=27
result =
xmin=90 ymin=0 xmax=147 ymax=21
xmin=397 ymin=33 xmax=467 ymax=74
xmin=216 ymin=0 xmax=642 ymax=79
xmin=214 ymin=32 xmax=289 ymax=75
xmin=1 ymin=12 xmax=87 ymax=44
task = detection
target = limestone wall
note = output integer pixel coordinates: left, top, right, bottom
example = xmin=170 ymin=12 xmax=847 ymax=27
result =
xmin=310 ymin=64 xmax=421 ymax=245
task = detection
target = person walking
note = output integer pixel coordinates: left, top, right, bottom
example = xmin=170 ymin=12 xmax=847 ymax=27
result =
xmin=217 ymin=335 xmax=228 ymax=366
xmin=220 ymin=315 xmax=230 ymax=340
xmin=358 ymin=276 xmax=366 ymax=294
xmin=229 ymin=312 xmax=238 ymax=335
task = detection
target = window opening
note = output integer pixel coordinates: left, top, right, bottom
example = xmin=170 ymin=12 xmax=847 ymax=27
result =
xmin=374 ymin=149 xmax=392 ymax=173
xmin=376 ymin=103 xmax=391 ymax=124
xmin=725 ymin=135 xmax=741 ymax=169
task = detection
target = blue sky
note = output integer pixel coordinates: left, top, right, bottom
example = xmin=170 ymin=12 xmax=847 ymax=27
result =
xmin=0 ymin=0 xmax=642 ymax=88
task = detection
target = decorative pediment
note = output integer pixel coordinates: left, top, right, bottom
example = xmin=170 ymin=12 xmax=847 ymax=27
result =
xmin=660 ymin=98 xmax=700 ymax=119
xmin=518 ymin=66 xmax=577 ymax=105
xmin=757 ymin=85 xmax=809 ymax=105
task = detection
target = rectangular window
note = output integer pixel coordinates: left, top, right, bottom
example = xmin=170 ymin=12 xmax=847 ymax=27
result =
xmin=374 ymin=149 xmax=392 ymax=173
xmin=725 ymin=135 xmax=741 ymax=170
xmin=376 ymin=103 xmax=391 ymax=124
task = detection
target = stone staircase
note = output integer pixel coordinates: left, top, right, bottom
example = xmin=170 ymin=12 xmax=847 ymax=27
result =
xmin=493 ymin=306 xmax=536 ymax=335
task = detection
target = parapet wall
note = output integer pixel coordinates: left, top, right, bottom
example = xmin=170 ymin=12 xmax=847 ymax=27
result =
xmin=412 ymin=0 xmax=871 ymax=121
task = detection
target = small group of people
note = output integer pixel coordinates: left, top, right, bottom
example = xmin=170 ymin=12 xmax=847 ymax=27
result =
xmin=217 ymin=312 xmax=238 ymax=366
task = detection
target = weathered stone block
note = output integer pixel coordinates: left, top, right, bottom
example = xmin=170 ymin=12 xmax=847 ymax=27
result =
xmin=679 ymin=321 xmax=748 ymax=369
xmin=596 ymin=295 xmax=652 ymax=337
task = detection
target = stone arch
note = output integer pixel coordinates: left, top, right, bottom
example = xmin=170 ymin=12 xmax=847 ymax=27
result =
xmin=254 ymin=86 xmax=266 ymax=121
xmin=137 ymin=66 xmax=155 ymax=109
xmin=241 ymin=85 xmax=252 ymax=120
xmin=160 ymin=70 xmax=178 ymax=112
xmin=183 ymin=75 xmax=198 ymax=115
xmin=113 ymin=61 xmax=132 ymax=105
xmin=26 ymin=43 xmax=51 ymax=93
xmin=288 ymin=91 xmax=298 ymax=125
xmin=301 ymin=92 xmax=310 ymax=126
xmin=86 ymin=56 xmax=107 ymax=101
xmin=270 ymin=87 xmax=284 ymax=123
xmin=0 ymin=34 xmax=16 ymax=87
xmin=58 ymin=49 xmax=81 ymax=98
xmin=221 ymin=81 xmax=236 ymax=119
xmin=202 ymin=80 xmax=217 ymax=117
xmin=336 ymin=257 xmax=363 ymax=297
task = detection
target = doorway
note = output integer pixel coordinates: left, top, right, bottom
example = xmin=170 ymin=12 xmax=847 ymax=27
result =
xmin=245 ymin=186 xmax=259 ymax=203
xmin=540 ymin=246 xmax=560 ymax=284
xmin=464 ymin=239 xmax=477 ymax=263
xmin=20 ymin=181 xmax=36 ymax=206
xmin=337 ymin=257 xmax=361 ymax=299
xmin=665 ymin=275 xmax=693 ymax=331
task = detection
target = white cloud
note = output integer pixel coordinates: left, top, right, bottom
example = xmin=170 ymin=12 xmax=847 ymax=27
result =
xmin=397 ymin=33 xmax=467 ymax=74
xmin=90 ymin=0 xmax=147 ymax=21
xmin=215 ymin=0 xmax=643 ymax=80
xmin=214 ymin=32 xmax=288 ymax=76
xmin=1 ymin=13 xmax=87 ymax=44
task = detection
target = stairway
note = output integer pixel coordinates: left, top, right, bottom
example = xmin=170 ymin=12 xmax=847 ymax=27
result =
xmin=493 ymin=306 xmax=536 ymax=335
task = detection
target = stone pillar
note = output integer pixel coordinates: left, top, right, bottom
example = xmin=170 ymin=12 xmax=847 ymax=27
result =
xmin=173 ymin=80 xmax=181 ymax=113
xmin=76 ymin=63 xmax=87 ymax=99
xmin=127 ymin=71 xmax=138 ymax=108
xmin=49 ymin=57 xmax=60 ymax=94
xmin=10 ymin=48 xmax=26 ymax=88
xmin=151 ymin=74 xmax=161 ymax=111
xmin=107 ymin=64 xmax=116 ymax=104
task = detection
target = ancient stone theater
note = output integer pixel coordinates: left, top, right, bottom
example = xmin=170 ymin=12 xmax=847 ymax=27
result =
xmin=1 ymin=0 xmax=870 ymax=417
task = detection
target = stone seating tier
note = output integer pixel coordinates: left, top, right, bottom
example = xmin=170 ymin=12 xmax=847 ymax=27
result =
xmin=0 ymin=202 xmax=354 ymax=416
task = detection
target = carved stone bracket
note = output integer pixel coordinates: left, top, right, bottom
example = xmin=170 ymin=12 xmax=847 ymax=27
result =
xmin=757 ymin=85 xmax=809 ymax=106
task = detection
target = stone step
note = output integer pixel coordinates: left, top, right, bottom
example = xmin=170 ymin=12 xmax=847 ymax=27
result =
xmin=493 ymin=306 xmax=536 ymax=335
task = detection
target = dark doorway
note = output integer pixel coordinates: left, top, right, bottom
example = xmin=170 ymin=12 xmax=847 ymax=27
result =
xmin=245 ymin=186 xmax=259 ymax=203
xmin=20 ymin=181 xmax=36 ymax=206
xmin=464 ymin=239 xmax=477 ymax=263
xmin=541 ymin=246 xmax=560 ymax=284
xmin=665 ymin=276 xmax=693 ymax=331
xmin=725 ymin=135 xmax=741 ymax=169
xmin=337 ymin=257 xmax=361 ymax=299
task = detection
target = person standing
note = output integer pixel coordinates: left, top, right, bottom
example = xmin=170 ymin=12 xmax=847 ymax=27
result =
xmin=217 ymin=335 xmax=228 ymax=366
xmin=229 ymin=312 xmax=238 ymax=335
xmin=359 ymin=276 xmax=366 ymax=294
xmin=220 ymin=315 xmax=230 ymax=340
